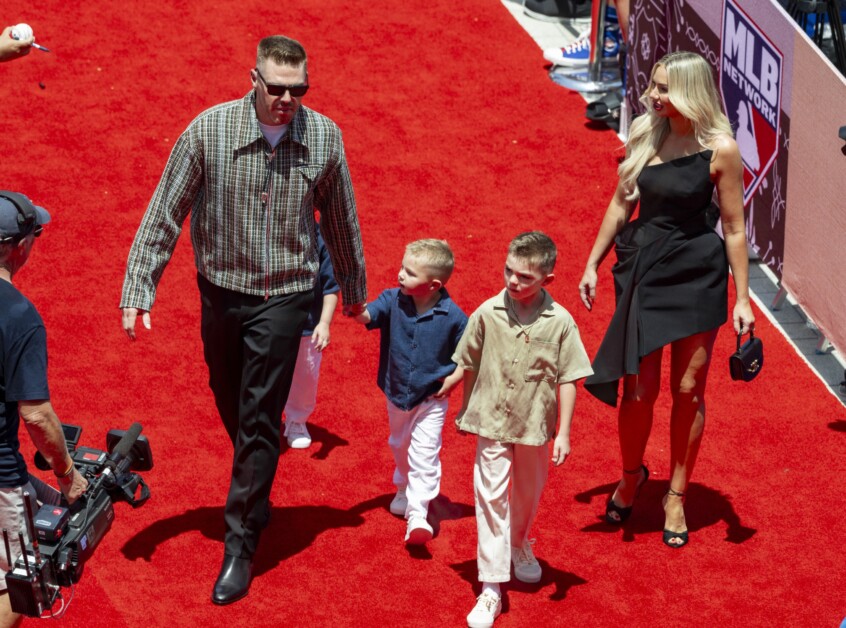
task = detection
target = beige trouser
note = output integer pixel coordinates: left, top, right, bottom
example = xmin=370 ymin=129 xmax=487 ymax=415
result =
xmin=474 ymin=436 xmax=549 ymax=583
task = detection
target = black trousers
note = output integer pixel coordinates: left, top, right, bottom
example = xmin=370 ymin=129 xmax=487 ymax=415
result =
xmin=198 ymin=274 xmax=313 ymax=559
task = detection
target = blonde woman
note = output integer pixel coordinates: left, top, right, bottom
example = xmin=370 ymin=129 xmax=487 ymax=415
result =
xmin=577 ymin=51 xmax=755 ymax=547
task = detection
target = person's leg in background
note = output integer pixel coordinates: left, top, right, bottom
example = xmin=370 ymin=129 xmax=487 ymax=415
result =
xmin=524 ymin=0 xmax=593 ymax=23
xmin=542 ymin=1 xmax=630 ymax=68
xmin=0 ymin=487 xmax=39 ymax=628
xmin=387 ymin=400 xmax=413 ymax=523
xmin=283 ymin=335 xmax=322 ymax=449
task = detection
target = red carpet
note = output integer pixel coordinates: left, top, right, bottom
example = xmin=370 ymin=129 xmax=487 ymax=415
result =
xmin=2 ymin=1 xmax=845 ymax=626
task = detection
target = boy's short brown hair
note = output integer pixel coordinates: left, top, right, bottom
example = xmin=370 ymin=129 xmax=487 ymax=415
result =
xmin=508 ymin=231 xmax=557 ymax=274
xmin=405 ymin=239 xmax=455 ymax=283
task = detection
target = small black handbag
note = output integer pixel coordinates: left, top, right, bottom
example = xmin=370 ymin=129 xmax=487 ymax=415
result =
xmin=729 ymin=330 xmax=763 ymax=382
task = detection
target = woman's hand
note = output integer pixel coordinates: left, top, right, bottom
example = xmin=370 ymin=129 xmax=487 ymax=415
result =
xmin=733 ymin=300 xmax=756 ymax=335
xmin=578 ymin=267 xmax=598 ymax=311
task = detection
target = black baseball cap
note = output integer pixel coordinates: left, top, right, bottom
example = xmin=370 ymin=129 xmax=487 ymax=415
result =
xmin=0 ymin=191 xmax=51 ymax=241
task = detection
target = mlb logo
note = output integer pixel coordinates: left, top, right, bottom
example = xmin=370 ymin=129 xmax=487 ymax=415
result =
xmin=720 ymin=0 xmax=783 ymax=205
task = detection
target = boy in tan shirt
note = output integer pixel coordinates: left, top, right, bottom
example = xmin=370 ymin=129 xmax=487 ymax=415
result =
xmin=453 ymin=232 xmax=593 ymax=628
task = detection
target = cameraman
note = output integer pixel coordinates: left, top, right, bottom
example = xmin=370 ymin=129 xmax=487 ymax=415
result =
xmin=0 ymin=191 xmax=87 ymax=628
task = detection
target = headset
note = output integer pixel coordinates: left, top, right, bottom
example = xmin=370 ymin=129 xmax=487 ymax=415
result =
xmin=0 ymin=190 xmax=38 ymax=240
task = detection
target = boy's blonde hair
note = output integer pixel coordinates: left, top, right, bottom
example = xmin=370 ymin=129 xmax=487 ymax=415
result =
xmin=405 ymin=239 xmax=455 ymax=283
xmin=508 ymin=231 xmax=557 ymax=274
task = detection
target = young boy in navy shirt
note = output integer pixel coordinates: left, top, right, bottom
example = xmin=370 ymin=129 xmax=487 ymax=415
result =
xmin=355 ymin=239 xmax=467 ymax=544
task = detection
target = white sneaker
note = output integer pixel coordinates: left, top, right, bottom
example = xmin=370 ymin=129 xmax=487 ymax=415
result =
xmin=511 ymin=540 xmax=542 ymax=583
xmin=284 ymin=422 xmax=312 ymax=449
xmin=404 ymin=514 xmax=433 ymax=545
xmin=543 ymin=24 xmax=621 ymax=67
xmin=389 ymin=487 xmax=408 ymax=516
xmin=466 ymin=591 xmax=502 ymax=628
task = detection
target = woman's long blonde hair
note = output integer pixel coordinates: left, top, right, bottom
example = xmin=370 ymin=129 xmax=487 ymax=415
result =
xmin=618 ymin=51 xmax=733 ymax=201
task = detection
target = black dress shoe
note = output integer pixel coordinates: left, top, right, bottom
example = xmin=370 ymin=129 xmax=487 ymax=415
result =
xmin=211 ymin=555 xmax=253 ymax=605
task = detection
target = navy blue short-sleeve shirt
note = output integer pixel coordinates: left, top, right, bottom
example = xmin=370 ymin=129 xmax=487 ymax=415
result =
xmin=0 ymin=281 xmax=49 ymax=488
xmin=365 ymin=287 xmax=467 ymax=410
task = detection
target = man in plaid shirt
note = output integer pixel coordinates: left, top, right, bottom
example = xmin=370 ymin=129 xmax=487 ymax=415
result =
xmin=119 ymin=35 xmax=366 ymax=605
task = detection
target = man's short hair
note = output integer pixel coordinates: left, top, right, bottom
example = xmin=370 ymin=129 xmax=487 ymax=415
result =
xmin=405 ymin=239 xmax=455 ymax=283
xmin=257 ymin=36 xmax=307 ymax=71
xmin=508 ymin=231 xmax=557 ymax=274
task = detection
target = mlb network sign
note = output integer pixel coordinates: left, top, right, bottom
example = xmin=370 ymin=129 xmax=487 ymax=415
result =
xmin=720 ymin=0 xmax=783 ymax=205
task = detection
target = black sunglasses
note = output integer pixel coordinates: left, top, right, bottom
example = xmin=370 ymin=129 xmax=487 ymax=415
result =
xmin=255 ymin=68 xmax=309 ymax=97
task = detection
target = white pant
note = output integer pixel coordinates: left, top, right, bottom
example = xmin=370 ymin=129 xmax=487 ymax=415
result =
xmin=387 ymin=396 xmax=446 ymax=519
xmin=474 ymin=436 xmax=549 ymax=583
xmin=284 ymin=336 xmax=323 ymax=424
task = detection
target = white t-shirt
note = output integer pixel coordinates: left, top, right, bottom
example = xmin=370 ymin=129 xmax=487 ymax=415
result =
xmin=258 ymin=121 xmax=289 ymax=148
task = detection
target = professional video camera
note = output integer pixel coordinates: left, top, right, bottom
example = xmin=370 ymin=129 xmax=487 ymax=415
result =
xmin=2 ymin=422 xmax=153 ymax=618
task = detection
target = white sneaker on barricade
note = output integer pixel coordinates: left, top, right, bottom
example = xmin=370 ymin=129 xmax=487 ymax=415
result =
xmin=543 ymin=24 xmax=622 ymax=67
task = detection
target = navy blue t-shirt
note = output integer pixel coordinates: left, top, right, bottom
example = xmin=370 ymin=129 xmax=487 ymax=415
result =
xmin=0 ymin=281 xmax=49 ymax=488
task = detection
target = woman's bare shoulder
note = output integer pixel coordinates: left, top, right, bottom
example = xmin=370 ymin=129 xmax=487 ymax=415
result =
xmin=708 ymin=134 xmax=742 ymax=177
xmin=708 ymin=134 xmax=740 ymax=159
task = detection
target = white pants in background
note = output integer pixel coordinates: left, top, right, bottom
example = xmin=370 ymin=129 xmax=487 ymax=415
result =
xmin=474 ymin=435 xmax=549 ymax=583
xmin=386 ymin=396 xmax=446 ymax=520
xmin=284 ymin=336 xmax=323 ymax=424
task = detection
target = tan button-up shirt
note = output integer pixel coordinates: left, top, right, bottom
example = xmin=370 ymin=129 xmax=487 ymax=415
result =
xmin=453 ymin=289 xmax=593 ymax=446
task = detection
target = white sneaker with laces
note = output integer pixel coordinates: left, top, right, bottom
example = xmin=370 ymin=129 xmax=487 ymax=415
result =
xmin=543 ymin=25 xmax=621 ymax=67
xmin=466 ymin=591 xmax=502 ymax=628
xmin=404 ymin=514 xmax=433 ymax=545
xmin=511 ymin=540 xmax=542 ymax=583
xmin=389 ymin=487 xmax=408 ymax=516
xmin=284 ymin=421 xmax=312 ymax=449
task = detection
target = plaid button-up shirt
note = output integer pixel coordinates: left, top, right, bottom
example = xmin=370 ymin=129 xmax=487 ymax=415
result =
xmin=120 ymin=91 xmax=366 ymax=310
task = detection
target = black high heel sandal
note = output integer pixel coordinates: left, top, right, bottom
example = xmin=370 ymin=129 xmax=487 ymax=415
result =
xmin=605 ymin=465 xmax=649 ymax=525
xmin=662 ymin=488 xmax=689 ymax=548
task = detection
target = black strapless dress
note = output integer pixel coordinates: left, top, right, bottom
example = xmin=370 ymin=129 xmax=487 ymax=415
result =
xmin=585 ymin=150 xmax=728 ymax=407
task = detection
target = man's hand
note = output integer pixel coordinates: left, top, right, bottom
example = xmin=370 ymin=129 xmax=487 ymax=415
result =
xmin=122 ymin=307 xmax=151 ymax=340
xmin=0 ymin=26 xmax=33 ymax=62
xmin=342 ymin=302 xmax=366 ymax=318
xmin=57 ymin=468 xmax=88 ymax=504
